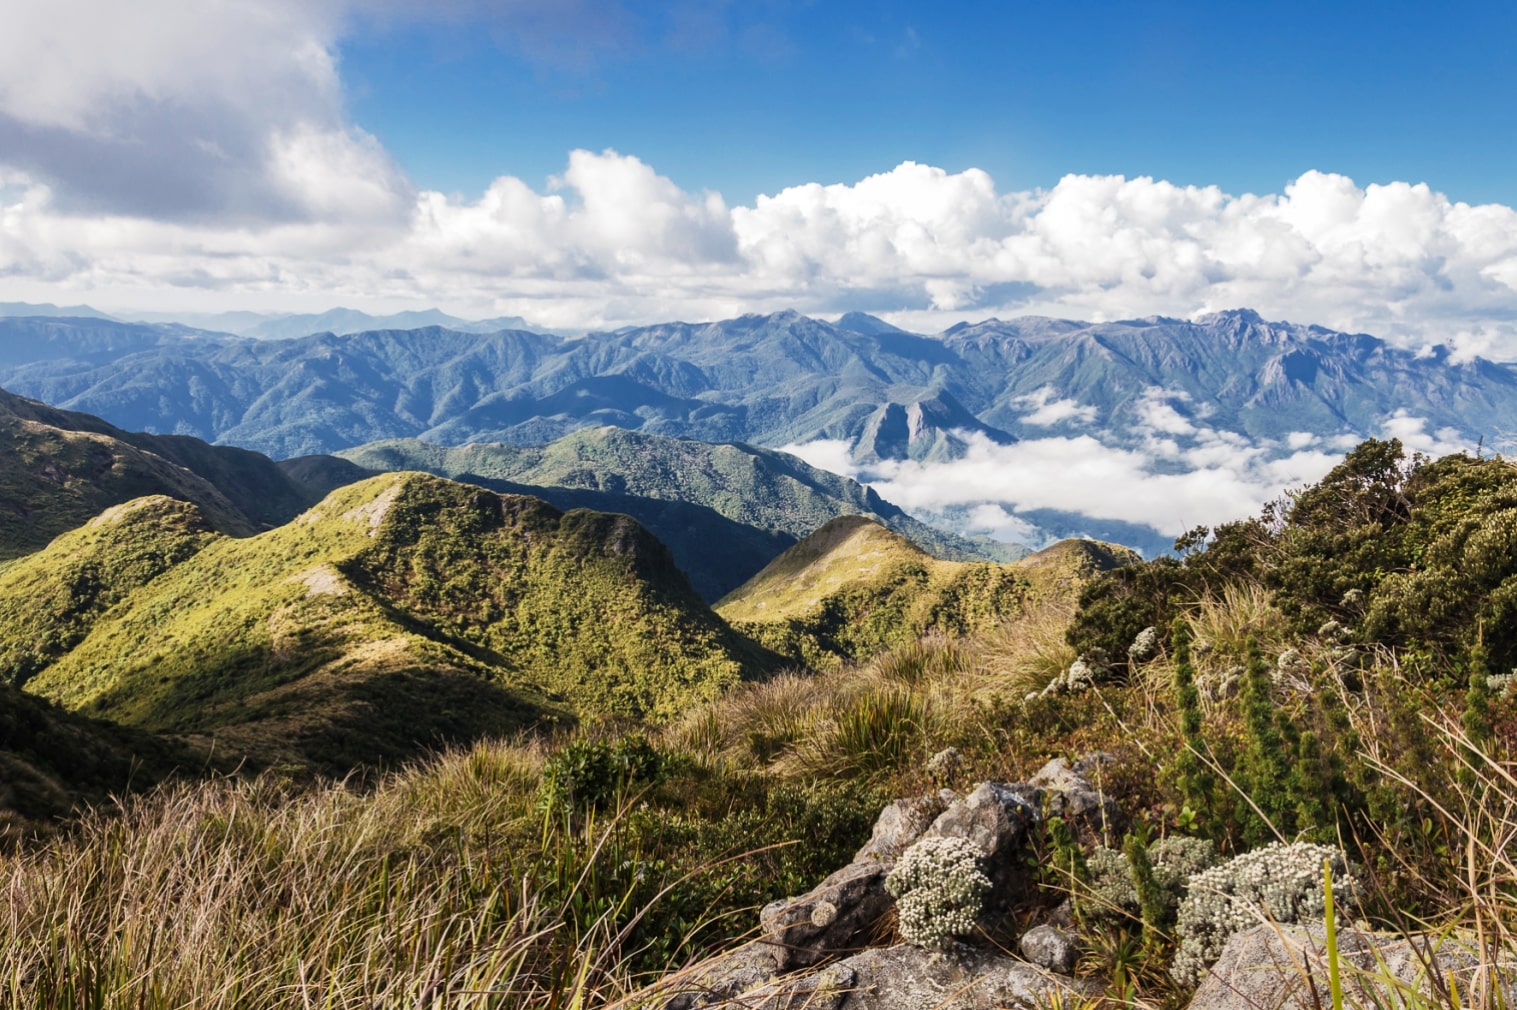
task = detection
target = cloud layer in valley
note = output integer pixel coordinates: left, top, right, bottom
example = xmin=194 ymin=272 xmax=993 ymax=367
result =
xmin=3 ymin=3 xmax=1517 ymax=350
xmin=783 ymin=390 xmax=1474 ymax=550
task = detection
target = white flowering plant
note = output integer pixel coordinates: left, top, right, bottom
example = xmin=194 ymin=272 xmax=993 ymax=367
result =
xmin=884 ymin=835 xmax=991 ymax=951
xmin=1171 ymin=841 xmax=1360 ymax=987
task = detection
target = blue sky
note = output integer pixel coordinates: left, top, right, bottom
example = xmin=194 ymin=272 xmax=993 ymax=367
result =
xmin=339 ymin=1 xmax=1517 ymax=206
xmin=2 ymin=0 xmax=1517 ymax=356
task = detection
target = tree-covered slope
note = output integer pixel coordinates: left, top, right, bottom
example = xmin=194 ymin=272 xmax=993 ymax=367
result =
xmin=0 ymin=386 xmax=314 ymax=559
xmin=12 ymin=474 xmax=775 ymax=770
xmin=1068 ymin=439 xmax=1517 ymax=678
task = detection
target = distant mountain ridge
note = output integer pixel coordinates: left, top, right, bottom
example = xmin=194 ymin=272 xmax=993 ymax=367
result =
xmin=0 ymin=302 xmax=555 ymax=339
xmin=4 ymin=307 xmax=1513 ymax=555
xmin=3 ymin=309 xmax=1509 ymax=464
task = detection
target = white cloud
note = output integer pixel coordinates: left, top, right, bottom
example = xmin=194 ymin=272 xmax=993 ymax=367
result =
xmin=854 ymin=432 xmax=1307 ymax=539
xmin=0 ymin=0 xmax=407 ymax=224
xmin=4 ymin=5 xmax=1517 ymax=351
xmin=773 ymin=409 xmax=1477 ymax=545
xmin=1014 ymin=386 xmax=1097 ymax=426
xmin=1380 ymin=410 xmax=1472 ymax=457
xmin=778 ymin=438 xmax=859 ymax=479
xmin=1133 ymin=388 xmax=1197 ymax=437
xmin=961 ymin=504 xmax=1047 ymax=546
xmin=1286 ymin=431 xmax=1318 ymax=450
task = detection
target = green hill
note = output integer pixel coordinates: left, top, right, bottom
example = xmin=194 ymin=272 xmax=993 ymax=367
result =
xmin=0 ymin=387 xmax=313 ymax=561
xmin=0 ymin=496 xmax=220 ymax=689
xmin=716 ymin=518 xmax=1139 ymax=669
xmin=715 ymin=516 xmax=1035 ymax=668
xmin=10 ymin=474 xmax=774 ymax=771
xmin=330 ymin=427 xmax=1000 ymax=592
xmin=1010 ymin=537 xmax=1144 ymax=604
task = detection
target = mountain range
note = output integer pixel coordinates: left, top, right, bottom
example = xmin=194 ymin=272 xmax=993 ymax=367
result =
xmin=0 ymin=301 xmax=551 ymax=340
xmin=3 ymin=309 xmax=1511 ymax=462
xmin=0 ymin=387 xmax=992 ymax=599
xmin=3 ymin=306 xmax=1512 ymax=555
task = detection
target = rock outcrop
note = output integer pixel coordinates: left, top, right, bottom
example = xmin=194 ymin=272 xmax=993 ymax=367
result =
xmin=1188 ymin=923 xmax=1516 ymax=1010
xmin=650 ymin=762 xmax=1113 ymax=1009
xmin=666 ymin=944 xmax=1096 ymax=1010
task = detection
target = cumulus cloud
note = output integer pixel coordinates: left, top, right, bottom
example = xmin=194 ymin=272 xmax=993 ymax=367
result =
xmin=5 ymin=5 xmax=1517 ymax=349
xmin=0 ymin=0 xmax=409 ymax=224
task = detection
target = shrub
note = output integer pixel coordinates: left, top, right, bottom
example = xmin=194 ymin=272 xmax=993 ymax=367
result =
xmin=1172 ymin=841 xmax=1360 ymax=987
xmin=1081 ymin=835 xmax=1217 ymax=927
xmin=884 ymin=835 xmax=991 ymax=950
xmin=538 ymin=734 xmax=665 ymax=812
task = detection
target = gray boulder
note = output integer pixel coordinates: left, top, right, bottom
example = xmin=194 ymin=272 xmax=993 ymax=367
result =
xmin=677 ymin=943 xmax=1098 ymax=1010
xmin=1027 ymin=756 xmax=1116 ymax=833
xmin=923 ymin=782 xmax=1040 ymax=912
xmin=853 ymin=791 xmax=953 ymax=865
xmin=1188 ymin=923 xmax=1516 ymax=1010
xmin=1018 ymin=924 xmax=1081 ymax=974
xmin=758 ymin=860 xmax=895 ymax=971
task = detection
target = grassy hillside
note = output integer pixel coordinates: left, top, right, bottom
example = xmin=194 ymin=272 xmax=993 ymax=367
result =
xmin=280 ymin=448 xmax=795 ymax=602
xmin=0 ymin=386 xmax=313 ymax=560
xmin=16 ymin=474 xmax=773 ymax=770
xmin=334 ymin=427 xmax=1001 ymax=583
xmin=337 ymin=427 xmax=984 ymax=550
xmin=1011 ymin=536 xmax=1143 ymax=602
xmin=716 ymin=516 xmax=1036 ymax=668
xmin=717 ymin=518 xmax=1138 ymax=669
xmin=0 ymin=496 xmax=219 ymax=689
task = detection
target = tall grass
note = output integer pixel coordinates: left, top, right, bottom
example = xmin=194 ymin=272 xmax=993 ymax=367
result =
xmin=0 ymin=743 xmax=701 ymax=1010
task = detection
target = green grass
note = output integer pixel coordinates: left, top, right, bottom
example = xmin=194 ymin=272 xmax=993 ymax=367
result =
xmin=0 ymin=736 xmax=882 ymax=1009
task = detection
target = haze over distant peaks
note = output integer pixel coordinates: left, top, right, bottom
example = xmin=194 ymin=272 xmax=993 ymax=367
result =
xmin=0 ymin=302 xmax=557 ymax=340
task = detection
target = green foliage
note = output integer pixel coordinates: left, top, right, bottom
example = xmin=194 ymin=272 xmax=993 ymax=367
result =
xmin=1169 ymin=617 xmax=1216 ymax=835
xmin=1080 ymin=835 xmax=1217 ymax=931
xmin=1461 ymin=633 xmax=1494 ymax=792
xmin=1067 ymin=557 xmax=1188 ymax=672
xmin=539 ymin=734 xmax=666 ymax=812
xmin=12 ymin=474 xmax=776 ymax=771
xmin=1123 ymin=832 xmax=1168 ymax=956
xmin=1236 ymin=638 xmax=1294 ymax=846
